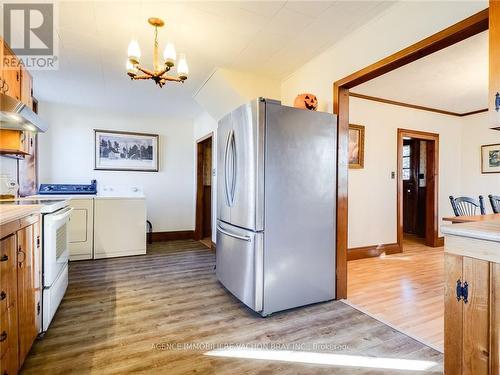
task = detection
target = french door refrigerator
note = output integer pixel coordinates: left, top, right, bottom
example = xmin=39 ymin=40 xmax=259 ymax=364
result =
xmin=216 ymin=98 xmax=337 ymax=316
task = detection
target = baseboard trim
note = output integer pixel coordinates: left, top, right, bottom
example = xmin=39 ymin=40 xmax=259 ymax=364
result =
xmin=348 ymin=243 xmax=401 ymax=261
xmin=211 ymin=241 xmax=216 ymax=251
xmin=151 ymin=230 xmax=195 ymax=242
xmin=436 ymin=236 xmax=444 ymax=247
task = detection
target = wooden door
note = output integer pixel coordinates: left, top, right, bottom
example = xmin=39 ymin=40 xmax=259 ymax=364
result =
xmin=402 ymin=139 xmax=420 ymax=234
xmin=0 ymin=234 xmax=19 ymax=375
xmin=20 ymin=66 xmax=33 ymax=109
xmin=17 ymin=224 xmax=38 ymax=366
xmin=490 ymin=0 xmax=500 ymax=127
xmin=444 ymin=253 xmax=463 ymax=375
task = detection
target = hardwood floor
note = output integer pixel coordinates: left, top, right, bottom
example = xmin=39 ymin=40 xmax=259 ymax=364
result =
xmin=22 ymin=240 xmax=442 ymax=374
xmin=347 ymin=235 xmax=444 ymax=352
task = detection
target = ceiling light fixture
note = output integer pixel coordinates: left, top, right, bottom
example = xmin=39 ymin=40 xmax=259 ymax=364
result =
xmin=126 ymin=18 xmax=188 ymax=88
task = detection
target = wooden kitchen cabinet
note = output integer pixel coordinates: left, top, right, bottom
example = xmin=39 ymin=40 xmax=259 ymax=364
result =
xmin=0 ymin=39 xmax=21 ymax=101
xmin=20 ymin=66 xmax=33 ymax=110
xmin=0 ymin=215 xmax=40 ymax=374
xmin=17 ymin=224 xmax=39 ymax=366
xmin=0 ymin=129 xmax=34 ymax=156
xmin=490 ymin=0 xmax=500 ymax=127
xmin=0 ymin=234 xmax=19 ymax=375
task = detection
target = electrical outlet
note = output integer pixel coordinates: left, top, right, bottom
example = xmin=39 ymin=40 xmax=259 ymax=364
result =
xmin=391 ymin=171 xmax=395 ymax=179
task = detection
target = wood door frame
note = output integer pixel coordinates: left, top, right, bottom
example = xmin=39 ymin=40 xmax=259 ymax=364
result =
xmin=397 ymin=129 xmax=440 ymax=249
xmin=194 ymin=133 xmax=213 ymax=241
xmin=333 ymin=9 xmax=488 ymax=299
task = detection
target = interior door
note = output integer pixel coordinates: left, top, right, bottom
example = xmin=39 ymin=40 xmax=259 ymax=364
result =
xmin=215 ymin=220 xmax=263 ymax=312
xmin=228 ymin=100 xmax=264 ymax=231
xmin=217 ymin=113 xmax=232 ymax=224
xmin=403 ymin=139 xmax=419 ymax=234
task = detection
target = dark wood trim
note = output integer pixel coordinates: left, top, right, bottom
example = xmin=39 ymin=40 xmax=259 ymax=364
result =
xmin=347 ymin=243 xmax=401 ymax=261
xmin=194 ymin=134 xmax=213 ymax=241
xmin=335 ymin=9 xmax=488 ymax=89
xmin=196 ymin=133 xmax=213 ymax=143
xmin=151 ymin=230 xmax=194 ymax=242
xmin=333 ymin=83 xmax=349 ymax=299
xmin=397 ymin=129 xmax=440 ymax=249
xmin=333 ymin=9 xmax=487 ymax=300
xmin=459 ymin=108 xmax=489 ymax=117
xmin=350 ymin=92 xmax=488 ymax=117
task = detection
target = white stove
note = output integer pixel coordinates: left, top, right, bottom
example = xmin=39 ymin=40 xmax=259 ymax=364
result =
xmin=1 ymin=198 xmax=72 ymax=332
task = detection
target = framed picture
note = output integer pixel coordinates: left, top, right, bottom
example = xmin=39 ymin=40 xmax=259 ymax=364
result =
xmin=481 ymin=143 xmax=500 ymax=174
xmin=94 ymin=130 xmax=159 ymax=172
xmin=349 ymin=124 xmax=365 ymax=169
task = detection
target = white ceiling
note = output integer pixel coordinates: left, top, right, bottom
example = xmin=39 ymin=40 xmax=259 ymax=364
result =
xmin=31 ymin=1 xmax=394 ymax=116
xmin=353 ymin=30 xmax=488 ymax=114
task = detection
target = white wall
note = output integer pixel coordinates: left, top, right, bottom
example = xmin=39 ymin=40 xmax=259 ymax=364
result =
xmin=461 ymin=112 xmax=500 ymax=212
xmin=281 ymin=1 xmax=487 ymax=112
xmin=38 ymin=102 xmax=196 ymax=232
xmin=194 ymin=111 xmax=218 ymax=242
xmin=348 ymin=98 xmax=462 ymax=248
xmin=280 ymin=1 xmax=487 ymax=249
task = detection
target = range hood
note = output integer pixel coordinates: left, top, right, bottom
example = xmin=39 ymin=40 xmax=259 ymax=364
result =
xmin=0 ymin=93 xmax=48 ymax=133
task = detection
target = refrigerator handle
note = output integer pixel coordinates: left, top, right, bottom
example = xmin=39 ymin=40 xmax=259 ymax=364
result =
xmin=229 ymin=131 xmax=237 ymax=206
xmin=224 ymin=129 xmax=233 ymax=206
xmin=216 ymin=225 xmax=251 ymax=242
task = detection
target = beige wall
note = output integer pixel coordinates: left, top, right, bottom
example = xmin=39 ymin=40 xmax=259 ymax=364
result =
xmin=281 ymin=0 xmax=488 ymax=249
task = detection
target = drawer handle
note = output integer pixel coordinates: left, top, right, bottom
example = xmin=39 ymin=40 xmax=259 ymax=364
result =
xmin=0 ymin=291 xmax=5 ymax=300
xmin=0 ymin=254 xmax=8 ymax=262
xmin=0 ymin=331 xmax=7 ymax=342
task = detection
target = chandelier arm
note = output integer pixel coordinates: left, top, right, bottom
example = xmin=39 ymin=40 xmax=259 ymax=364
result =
xmin=132 ymin=75 xmax=152 ymax=80
xmin=160 ymin=74 xmax=183 ymax=82
xmin=155 ymin=66 xmax=171 ymax=77
xmin=136 ymin=65 xmax=155 ymax=77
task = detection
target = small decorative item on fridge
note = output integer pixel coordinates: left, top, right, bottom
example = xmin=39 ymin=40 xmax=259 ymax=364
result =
xmin=349 ymin=124 xmax=365 ymax=169
xmin=293 ymin=93 xmax=318 ymax=111
xmin=481 ymin=143 xmax=500 ymax=173
xmin=94 ymin=130 xmax=159 ymax=172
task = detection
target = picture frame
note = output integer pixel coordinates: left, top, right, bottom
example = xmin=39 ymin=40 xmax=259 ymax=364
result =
xmin=481 ymin=143 xmax=500 ymax=174
xmin=349 ymin=124 xmax=365 ymax=169
xmin=94 ymin=129 xmax=159 ymax=172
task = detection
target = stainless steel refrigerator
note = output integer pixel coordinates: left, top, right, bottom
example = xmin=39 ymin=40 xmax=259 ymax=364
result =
xmin=216 ymin=98 xmax=337 ymax=316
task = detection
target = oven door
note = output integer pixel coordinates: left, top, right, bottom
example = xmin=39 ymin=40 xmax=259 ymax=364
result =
xmin=43 ymin=206 xmax=72 ymax=287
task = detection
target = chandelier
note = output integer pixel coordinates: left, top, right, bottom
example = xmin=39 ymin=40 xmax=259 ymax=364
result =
xmin=126 ymin=18 xmax=188 ymax=87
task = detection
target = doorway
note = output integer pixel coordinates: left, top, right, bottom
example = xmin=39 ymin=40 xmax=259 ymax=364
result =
xmin=195 ymin=134 xmax=213 ymax=249
xmin=397 ymin=129 xmax=440 ymax=250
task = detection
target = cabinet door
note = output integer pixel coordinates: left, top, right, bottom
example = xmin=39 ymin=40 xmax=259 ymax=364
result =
xmin=20 ymin=66 xmax=33 ymax=109
xmin=462 ymin=257 xmax=490 ymax=375
xmin=491 ymin=262 xmax=500 ymax=375
xmin=2 ymin=65 xmax=21 ymax=101
xmin=17 ymin=224 xmax=38 ymax=366
xmin=490 ymin=0 xmax=500 ymax=127
xmin=0 ymin=234 xmax=19 ymax=373
xmin=68 ymin=199 xmax=93 ymax=260
xmin=444 ymin=253 xmax=463 ymax=375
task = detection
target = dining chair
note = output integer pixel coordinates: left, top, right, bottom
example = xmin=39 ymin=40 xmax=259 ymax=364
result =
xmin=449 ymin=196 xmax=486 ymax=217
xmin=489 ymin=195 xmax=500 ymax=214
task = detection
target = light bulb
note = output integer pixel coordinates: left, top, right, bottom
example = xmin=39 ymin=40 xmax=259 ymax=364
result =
xmin=163 ymin=42 xmax=176 ymax=67
xmin=126 ymin=59 xmax=138 ymax=76
xmin=127 ymin=40 xmax=141 ymax=64
xmin=177 ymin=53 xmax=188 ymax=80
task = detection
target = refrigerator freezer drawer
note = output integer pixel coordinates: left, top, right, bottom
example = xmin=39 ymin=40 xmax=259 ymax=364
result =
xmin=216 ymin=221 xmax=263 ymax=312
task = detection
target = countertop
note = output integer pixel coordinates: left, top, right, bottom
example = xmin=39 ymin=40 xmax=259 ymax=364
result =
xmin=442 ymin=219 xmax=500 ymax=263
xmin=0 ymin=205 xmax=41 ymax=226
xmin=442 ymin=219 xmax=500 ymax=243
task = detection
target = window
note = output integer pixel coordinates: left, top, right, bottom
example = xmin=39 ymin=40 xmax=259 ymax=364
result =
xmin=402 ymin=145 xmax=411 ymax=181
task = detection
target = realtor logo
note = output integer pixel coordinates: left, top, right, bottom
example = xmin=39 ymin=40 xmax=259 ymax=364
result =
xmin=2 ymin=2 xmax=58 ymax=69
